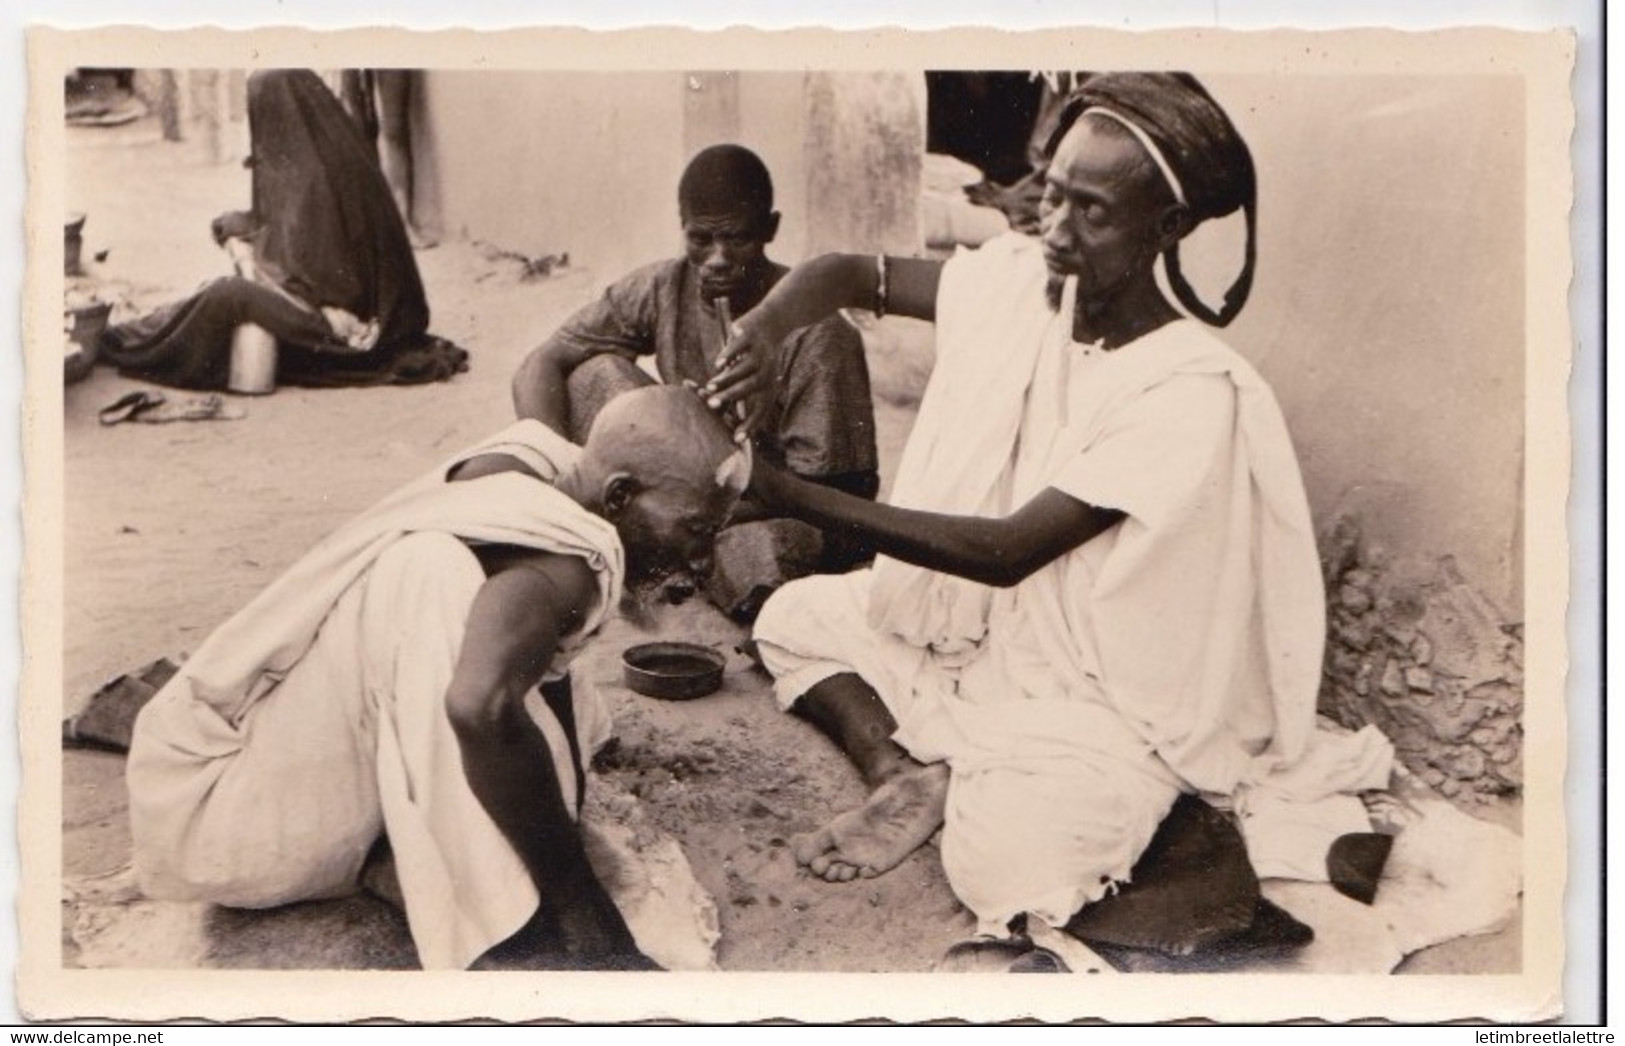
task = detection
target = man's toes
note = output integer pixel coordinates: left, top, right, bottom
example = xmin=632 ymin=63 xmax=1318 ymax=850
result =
xmin=820 ymin=860 xmax=858 ymax=883
xmin=792 ymin=827 xmax=833 ymax=867
xmin=809 ymin=853 xmax=834 ymax=878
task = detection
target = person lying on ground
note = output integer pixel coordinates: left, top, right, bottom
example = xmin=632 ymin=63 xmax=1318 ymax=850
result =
xmin=512 ymin=144 xmax=879 ymax=620
xmin=100 ymin=68 xmax=464 ymax=391
xmin=126 ymin=385 xmax=746 ymax=971
xmin=706 ymin=73 xmax=1392 ymax=951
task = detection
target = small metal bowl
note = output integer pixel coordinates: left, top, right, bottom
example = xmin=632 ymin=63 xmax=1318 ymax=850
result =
xmin=622 ymin=642 xmax=726 ymax=700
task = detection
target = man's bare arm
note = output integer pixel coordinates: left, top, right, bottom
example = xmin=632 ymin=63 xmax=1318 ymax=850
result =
xmin=445 ymin=443 xmax=592 ymax=754
xmin=706 ymin=254 xmax=942 ymax=431
xmin=513 ymin=282 xmax=653 ymax=432
xmin=445 ymin=551 xmax=595 ymax=722
xmin=442 ymin=546 xmax=645 ymax=961
xmin=512 ymin=336 xmax=602 ymax=435
xmin=753 ymin=462 xmax=1123 ymax=588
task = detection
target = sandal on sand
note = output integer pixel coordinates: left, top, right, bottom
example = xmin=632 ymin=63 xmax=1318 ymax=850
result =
xmin=98 ymin=390 xmax=165 ymax=426
xmin=937 ymin=936 xmax=1073 ymax=974
xmin=63 ymin=656 xmax=182 ymax=752
xmin=133 ymin=393 xmax=246 ymax=424
xmin=1008 ymin=947 xmax=1070 ymax=974
xmin=936 ymin=935 xmax=1036 ymax=973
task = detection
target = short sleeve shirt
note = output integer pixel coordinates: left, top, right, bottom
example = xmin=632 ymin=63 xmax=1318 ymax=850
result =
xmin=540 ymin=259 xmax=877 ymax=477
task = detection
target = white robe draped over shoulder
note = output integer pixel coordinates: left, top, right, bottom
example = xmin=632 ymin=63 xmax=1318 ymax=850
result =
xmin=755 ymin=234 xmax=1391 ymax=933
xmin=127 ymin=420 xmax=624 ymax=969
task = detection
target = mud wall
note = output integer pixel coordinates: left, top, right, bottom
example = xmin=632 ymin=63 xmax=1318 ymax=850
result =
xmin=415 ymin=70 xmax=923 ymax=284
xmin=1201 ymin=74 xmax=1527 ymax=798
xmin=412 ymin=71 xmax=688 ymax=285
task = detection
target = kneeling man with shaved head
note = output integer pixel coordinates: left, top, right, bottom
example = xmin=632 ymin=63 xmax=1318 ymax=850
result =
xmin=128 ymin=385 xmax=746 ymax=970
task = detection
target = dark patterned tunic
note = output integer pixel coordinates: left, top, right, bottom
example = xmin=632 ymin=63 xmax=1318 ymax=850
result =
xmin=541 ymin=257 xmax=877 ymax=481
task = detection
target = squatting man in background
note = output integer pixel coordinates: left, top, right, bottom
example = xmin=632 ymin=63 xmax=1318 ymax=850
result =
xmin=126 ymin=385 xmax=748 ymax=971
xmin=512 ymin=143 xmax=879 ymax=620
xmin=706 ymin=72 xmax=1396 ymax=961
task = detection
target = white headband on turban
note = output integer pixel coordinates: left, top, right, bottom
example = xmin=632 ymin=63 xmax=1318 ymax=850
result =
xmin=1080 ymin=105 xmax=1188 ymax=206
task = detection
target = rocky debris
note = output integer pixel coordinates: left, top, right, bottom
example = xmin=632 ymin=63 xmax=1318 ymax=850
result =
xmin=473 ymin=241 xmax=570 ymax=282
xmin=1318 ymin=517 xmax=1523 ymax=802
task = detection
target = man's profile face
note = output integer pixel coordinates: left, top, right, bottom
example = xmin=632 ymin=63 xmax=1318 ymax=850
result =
xmin=681 ymin=206 xmax=777 ymax=304
xmin=1039 ymin=118 xmax=1175 ymax=308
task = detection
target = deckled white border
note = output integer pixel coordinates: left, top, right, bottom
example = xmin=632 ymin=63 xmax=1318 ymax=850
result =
xmin=13 ymin=15 xmax=1586 ymax=1026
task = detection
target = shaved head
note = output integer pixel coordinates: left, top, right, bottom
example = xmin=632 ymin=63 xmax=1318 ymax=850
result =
xmin=575 ymin=386 xmax=746 ymax=593
xmin=583 ymin=385 xmax=745 ymax=495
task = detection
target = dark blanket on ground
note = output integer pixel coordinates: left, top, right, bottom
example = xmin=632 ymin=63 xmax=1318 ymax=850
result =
xmin=1065 ymin=794 xmax=1314 ymax=969
xmin=99 ymin=69 xmax=466 ymax=391
xmin=99 ymin=277 xmax=469 ymax=389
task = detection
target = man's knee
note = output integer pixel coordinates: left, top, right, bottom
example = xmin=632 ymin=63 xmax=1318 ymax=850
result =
xmin=703 ymin=518 xmax=824 ymax=622
xmin=193 ymin=276 xmax=256 ymax=324
xmin=135 ymin=848 xmax=343 ymax=910
xmin=565 ymin=355 xmax=655 ymax=443
xmin=752 ymin=572 xmax=834 ymax=653
xmin=751 ymin=572 xmax=880 ymax=713
xmin=773 ymin=328 xmax=878 ymax=479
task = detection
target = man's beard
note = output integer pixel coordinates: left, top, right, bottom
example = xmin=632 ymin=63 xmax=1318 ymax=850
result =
xmin=1045 ymin=273 xmax=1066 ymax=313
xmin=617 ymin=567 xmax=700 ymax=628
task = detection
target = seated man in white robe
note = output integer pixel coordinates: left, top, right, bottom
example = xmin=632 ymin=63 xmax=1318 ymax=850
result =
xmin=708 ymin=73 xmax=1391 ymax=951
xmin=127 ymin=385 xmax=746 ymax=971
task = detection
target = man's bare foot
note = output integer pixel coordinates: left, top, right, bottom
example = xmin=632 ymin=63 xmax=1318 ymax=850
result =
xmin=792 ymin=762 xmax=949 ymax=882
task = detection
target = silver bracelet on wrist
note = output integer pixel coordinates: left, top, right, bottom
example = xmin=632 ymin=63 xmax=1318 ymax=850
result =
xmin=875 ymin=254 xmax=889 ymax=319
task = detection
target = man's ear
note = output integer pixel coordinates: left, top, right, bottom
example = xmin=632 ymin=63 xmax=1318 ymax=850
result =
xmin=602 ymin=472 xmax=639 ymax=516
xmin=760 ymin=211 xmax=782 ymax=245
xmin=1154 ymin=203 xmax=1192 ymax=252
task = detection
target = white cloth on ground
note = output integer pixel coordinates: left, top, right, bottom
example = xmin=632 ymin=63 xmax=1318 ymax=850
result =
xmin=1260 ymin=782 xmax=1522 ymax=972
xmin=127 ymin=420 xmax=623 ymax=969
xmin=1232 ymin=725 xmax=1395 ymax=880
xmin=756 ymin=233 xmax=1392 ymax=933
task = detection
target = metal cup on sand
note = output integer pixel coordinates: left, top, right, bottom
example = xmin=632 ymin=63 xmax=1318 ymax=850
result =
xmin=227 ymin=323 xmax=277 ymax=395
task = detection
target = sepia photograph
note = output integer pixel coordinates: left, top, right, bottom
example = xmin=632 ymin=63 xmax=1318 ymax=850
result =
xmin=19 ymin=20 xmax=1578 ymax=1024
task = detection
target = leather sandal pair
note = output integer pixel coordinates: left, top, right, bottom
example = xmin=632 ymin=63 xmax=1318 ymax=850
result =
xmin=98 ymin=390 xmax=246 ymax=426
xmin=97 ymin=390 xmax=164 ymax=425
xmin=937 ymin=935 xmax=1070 ymax=974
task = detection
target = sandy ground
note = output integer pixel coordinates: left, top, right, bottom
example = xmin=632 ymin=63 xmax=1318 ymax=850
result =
xmin=58 ymin=115 xmax=1517 ymax=978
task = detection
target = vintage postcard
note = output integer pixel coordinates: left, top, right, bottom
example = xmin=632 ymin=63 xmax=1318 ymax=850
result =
xmin=21 ymin=23 xmax=1574 ymax=1023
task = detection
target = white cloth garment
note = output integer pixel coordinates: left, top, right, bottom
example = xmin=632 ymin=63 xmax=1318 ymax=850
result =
xmin=758 ymin=570 xmax=1182 ymax=932
xmin=757 ymin=233 xmax=1391 ymax=933
xmin=127 ymin=420 xmax=624 ymax=969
